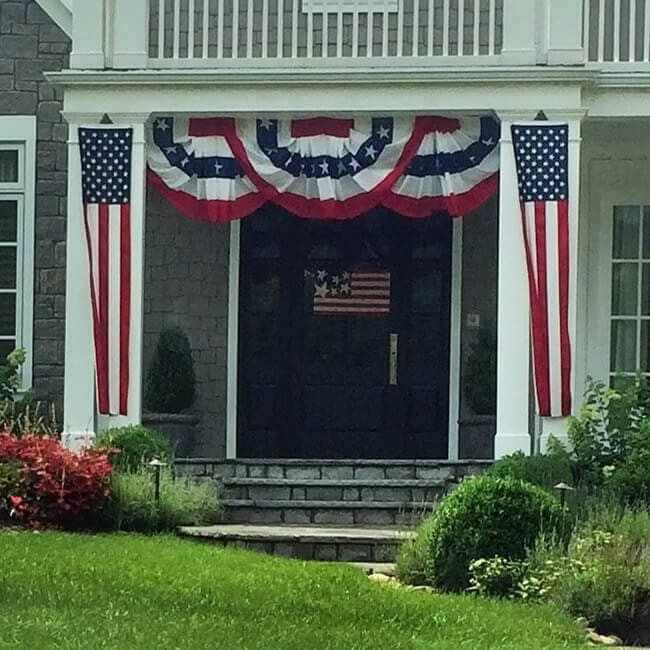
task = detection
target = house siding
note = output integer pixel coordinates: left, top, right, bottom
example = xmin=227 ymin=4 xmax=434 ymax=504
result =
xmin=0 ymin=0 xmax=69 ymax=411
xmin=143 ymin=190 xmax=230 ymax=457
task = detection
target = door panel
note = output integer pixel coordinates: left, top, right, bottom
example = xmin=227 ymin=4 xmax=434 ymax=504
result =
xmin=238 ymin=207 xmax=452 ymax=459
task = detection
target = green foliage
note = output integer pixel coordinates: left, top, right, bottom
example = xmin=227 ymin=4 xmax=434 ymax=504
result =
xmin=97 ymin=425 xmax=173 ymax=472
xmin=489 ymin=450 xmax=574 ymax=491
xmin=0 ymin=461 xmax=21 ymax=517
xmin=144 ymin=327 xmax=196 ymax=413
xmin=468 ymin=556 xmax=528 ymax=598
xmin=0 ymin=530 xmax=589 ymax=649
xmin=423 ymin=477 xmax=565 ymax=591
xmin=103 ymin=468 xmax=222 ymax=533
xmin=0 ymin=349 xmax=25 ymax=402
xmin=527 ymin=507 xmax=650 ymax=645
xmin=0 ymin=393 xmax=59 ymax=438
xmin=463 ymin=326 xmax=497 ymax=415
xmin=564 ymin=376 xmax=650 ymax=503
xmin=409 ymin=475 xmax=566 ymax=592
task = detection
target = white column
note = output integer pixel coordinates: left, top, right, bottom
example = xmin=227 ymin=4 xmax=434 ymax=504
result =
xmin=540 ymin=113 xmax=585 ymax=451
xmin=494 ymin=112 xmax=535 ymax=458
xmin=70 ymin=0 xmax=105 ymax=69
xmin=501 ymin=0 xmax=537 ymax=65
xmin=545 ymin=0 xmax=585 ymax=65
xmin=99 ymin=114 xmax=150 ymax=432
xmin=62 ymin=116 xmax=100 ymax=451
xmin=112 ymin=0 xmax=150 ymax=69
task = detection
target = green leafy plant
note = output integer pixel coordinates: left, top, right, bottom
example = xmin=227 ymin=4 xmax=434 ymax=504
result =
xmin=144 ymin=327 xmax=196 ymax=413
xmin=489 ymin=450 xmax=574 ymax=491
xmin=526 ymin=507 xmax=650 ymax=646
xmin=463 ymin=326 xmax=496 ymax=415
xmin=468 ymin=556 xmax=528 ymax=599
xmin=103 ymin=468 xmax=222 ymax=533
xmin=96 ymin=425 xmax=173 ymax=472
xmin=403 ymin=475 xmax=566 ymax=592
xmin=0 ymin=349 xmax=25 ymax=402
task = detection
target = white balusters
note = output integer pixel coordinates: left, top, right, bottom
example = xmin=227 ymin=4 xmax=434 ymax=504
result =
xmin=488 ymin=0 xmax=496 ymax=56
xmin=645 ymin=0 xmax=650 ymax=62
xmin=149 ymin=0 xmax=507 ymax=63
xmin=613 ymin=0 xmax=621 ymax=61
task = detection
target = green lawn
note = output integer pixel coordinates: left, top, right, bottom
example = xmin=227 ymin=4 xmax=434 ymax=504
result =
xmin=0 ymin=531 xmax=586 ymax=649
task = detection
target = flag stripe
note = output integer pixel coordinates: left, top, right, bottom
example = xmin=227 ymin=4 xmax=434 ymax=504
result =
xmin=108 ymin=205 xmax=121 ymax=414
xmin=546 ymin=202 xmax=562 ymax=417
xmin=97 ymin=204 xmax=110 ymax=414
xmin=533 ymin=201 xmax=551 ymax=417
xmin=557 ymin=199 xmax=572 ymax=415
xmin=120 ymin=204 xmax=131 ymax=415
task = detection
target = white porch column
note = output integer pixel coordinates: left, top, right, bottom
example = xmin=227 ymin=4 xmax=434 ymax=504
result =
xmin=539 ymin=113 xmax=585 ymax=451
xmin=494 ymin=113 xmax=535 ymax=458
xmin=501 ymin=0 xmax=537 ymax=65
xmin=62 ymin=116 xmax=100 ymax=450
xmin=99 ymin=114 xmax=150 ymax=432
xmin=70 ymin=0 xmax=105 ymax=69
xmin=62 ymin=113 xmax=150 ymax=448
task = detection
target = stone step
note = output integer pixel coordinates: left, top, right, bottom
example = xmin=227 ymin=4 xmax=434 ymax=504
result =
xmin=178 ymin=524 xmax=411 ymax=562
xmin=222 ymin=478 xmax=446 ymax=503
xmin=222 ymin=499 xmax=435 ymax=526
xmin=176 ymin=458 xmax=492 ymax=482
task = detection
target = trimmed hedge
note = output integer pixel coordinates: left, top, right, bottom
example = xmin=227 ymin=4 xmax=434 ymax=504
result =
xmin=398 ymin=475 xmax=567 ymax=592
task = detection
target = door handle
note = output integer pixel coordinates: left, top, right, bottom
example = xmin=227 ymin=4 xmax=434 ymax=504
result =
xmin=389 ymin=333 xmax=398 ymax=386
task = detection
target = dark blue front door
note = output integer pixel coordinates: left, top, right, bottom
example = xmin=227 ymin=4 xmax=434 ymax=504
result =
xmin=238 ymin=207 xmax=452 ymax=459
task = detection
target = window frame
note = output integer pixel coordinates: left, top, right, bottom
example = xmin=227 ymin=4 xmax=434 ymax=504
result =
xmin=0 ymin=117 xmax=36 ymax=392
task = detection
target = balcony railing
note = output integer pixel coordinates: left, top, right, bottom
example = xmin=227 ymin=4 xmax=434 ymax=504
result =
xmin=585 ymin=0 xmax=650 ymax=64
xmin=68 ymin=0 xmax=650 ymax=71
xmin=147 ymin=0 xmax=503 ymax=63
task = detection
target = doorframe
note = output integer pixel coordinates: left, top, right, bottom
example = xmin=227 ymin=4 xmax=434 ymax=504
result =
xmin=225 ymin=215 xmax=464 ymax=460
xmin=226 ymin=220 xmax=240 ymax=459
xmin=447 ymin=218 xmax=463 ymax=461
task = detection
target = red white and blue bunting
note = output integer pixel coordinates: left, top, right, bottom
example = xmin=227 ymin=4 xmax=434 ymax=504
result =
xmin=147 ymin=115 xmax=500 ymax=221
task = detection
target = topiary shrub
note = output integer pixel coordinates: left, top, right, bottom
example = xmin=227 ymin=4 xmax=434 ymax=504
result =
xmin=489 ymin=450 xmax=574 ymax=491
xmin=97 ymin=425 xmax=173 ymax=472
xmin=144 ymin=327 xmax=196 ymax=414
xmin=418 ymin=475 xmax=567 ymax=592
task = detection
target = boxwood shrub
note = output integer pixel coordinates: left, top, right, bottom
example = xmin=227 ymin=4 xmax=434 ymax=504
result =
xmin=97 ymin=425 xmax=173 ymax=472
xmin=402 ymin=475 xmax=567 ymax=592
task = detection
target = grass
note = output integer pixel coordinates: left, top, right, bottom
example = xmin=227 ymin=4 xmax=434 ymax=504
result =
xmin=0 ymin=531 xmax=587 ymax=650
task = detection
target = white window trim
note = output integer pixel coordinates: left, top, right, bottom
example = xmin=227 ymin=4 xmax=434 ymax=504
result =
xmin=0 ymin=116 xmax=36 ymax=392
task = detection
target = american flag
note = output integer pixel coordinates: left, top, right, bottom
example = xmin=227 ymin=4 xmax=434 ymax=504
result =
xmin=312 ymin=267 xmax=391 ymax=316
xmin=512 ymin=123 xmax=571 ymax=417
xmin=79 ymin=127 xmax=133 ymax=416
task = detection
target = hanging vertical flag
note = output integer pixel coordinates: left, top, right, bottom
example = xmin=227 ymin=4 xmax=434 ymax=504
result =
xmin=511 ymin=123 xmax=571 ymax=417
xmin=79 ymin=127 xmax=133 ymax=416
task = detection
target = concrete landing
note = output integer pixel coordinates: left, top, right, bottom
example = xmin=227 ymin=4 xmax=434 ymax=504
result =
xmin=178 ymin=524 xmax=412 ymax=562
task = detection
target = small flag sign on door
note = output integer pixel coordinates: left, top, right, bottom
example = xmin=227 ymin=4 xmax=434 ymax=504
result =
xmin=311 ymin=266 xmax=391 ymax=316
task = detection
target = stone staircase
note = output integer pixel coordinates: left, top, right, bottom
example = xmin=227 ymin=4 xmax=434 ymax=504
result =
xmin=176 ymin=458 xmax=490 ymax=562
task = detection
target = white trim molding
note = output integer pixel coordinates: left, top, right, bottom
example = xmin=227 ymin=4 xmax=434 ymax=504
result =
xmin=226 ymin=220 xmax=241 ymax=459
xmin=447 ymin=218 xmax=463 ymax=460
xmin=0 ymin=116 xmax=36 ymax=392
xmin=35 ymin=0 xmax=72 ymax=37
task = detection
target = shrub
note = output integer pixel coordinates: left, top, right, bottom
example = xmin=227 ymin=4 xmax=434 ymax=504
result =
xmin=144 ymin=327 xmax=196 ymax=413
xmin=0 ymin=349 xmax=25 ymax=402
xmin=489 ymin=450 xmax=574 ymax=491
xmin=413 ymin=475 xmax=566 ymax=592
xmin=103 ymin=468 xmax=221 ymax=533
xmin=528 ymin=507 xmax=650 ymax=646
xmin=0 ymin=394 xmax=59 ymax=438
xmin=0 ymin=433 xmax=113 ymax=529
xmin=97 ymin=425 xmax=173 ymax=472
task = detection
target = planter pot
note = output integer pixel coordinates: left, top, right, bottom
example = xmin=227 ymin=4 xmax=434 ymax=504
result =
xmin=142 ymin=413 xmax=199 ymax=458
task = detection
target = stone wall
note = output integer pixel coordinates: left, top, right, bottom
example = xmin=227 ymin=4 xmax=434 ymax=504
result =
xmin=143 ymin=189 xmax=230 ymax=457
xmin=0 ymin=1 xmax=69 ymax=409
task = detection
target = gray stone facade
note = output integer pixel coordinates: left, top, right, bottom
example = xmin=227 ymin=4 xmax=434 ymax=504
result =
xmin=0 ymin=1 xmax=69 ymax=411
xmin=143 ymin=190 xmax=230 ymax=457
